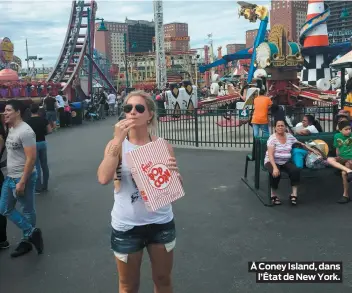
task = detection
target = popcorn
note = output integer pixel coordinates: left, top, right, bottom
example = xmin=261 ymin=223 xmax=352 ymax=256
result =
xmin=126 ymin=138 xmax=185 ymax=211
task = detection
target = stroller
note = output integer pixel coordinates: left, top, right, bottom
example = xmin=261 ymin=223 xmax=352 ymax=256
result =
xmin=84 ymin=99 xmax=100 ymax=121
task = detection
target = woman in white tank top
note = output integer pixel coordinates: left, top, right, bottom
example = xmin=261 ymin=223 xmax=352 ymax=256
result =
xmin=97 ymin=90 xmax=182 ymax=293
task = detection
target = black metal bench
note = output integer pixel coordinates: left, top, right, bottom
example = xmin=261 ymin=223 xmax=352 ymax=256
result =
xmin=241 ymin=132 xmax=336 ymax=206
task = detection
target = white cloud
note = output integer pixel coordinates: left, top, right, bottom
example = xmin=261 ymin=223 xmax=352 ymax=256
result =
xmin=1 ymin=0 xmax=269 ymax=66
xmin=2 ymin=1 xmax=71 ymax=21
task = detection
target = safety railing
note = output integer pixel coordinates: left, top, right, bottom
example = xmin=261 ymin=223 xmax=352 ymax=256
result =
xmin=156 ymin=105 xmax=338 ymax=148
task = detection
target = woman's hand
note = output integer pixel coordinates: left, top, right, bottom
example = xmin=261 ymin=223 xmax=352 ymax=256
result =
xmin=167 ymin=157 xmax=183 ymax=183
xmin=16 ymin=181 xmax=26 ymax=196
xmin=273 ymin=167 xmax=280 ymax=178
xmin=113 ymin=119 xmax=136 ymax=144
xmin=311 ymin=149 xmax=322 ymax=156
xmin=167 ymin=157 xmax=179 ymax=173
xmin=300 ymin=142 xmax=322 ymax=156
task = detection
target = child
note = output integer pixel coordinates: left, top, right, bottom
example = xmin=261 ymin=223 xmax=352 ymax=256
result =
xmin=327 ymin=120 xmax=352 ymax=203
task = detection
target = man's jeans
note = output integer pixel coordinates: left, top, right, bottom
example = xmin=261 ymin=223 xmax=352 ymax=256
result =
xmin=252 ymin=123 xmax=270 ymax=137
xmin=36 ymin=141 xmax=49 ymax=191
xmin=0 ymin=172 xmax=37 ymax=239
xmin=0 ymin=171 xmax=7 ymax=242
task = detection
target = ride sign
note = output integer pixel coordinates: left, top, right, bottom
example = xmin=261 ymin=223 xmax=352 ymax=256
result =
xmin=239 ymin=108 xmax=249 ymax=121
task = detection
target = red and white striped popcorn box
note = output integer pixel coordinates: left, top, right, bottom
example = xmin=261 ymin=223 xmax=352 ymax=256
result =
xmin=125 ymin=138 xmax=185 ymax=211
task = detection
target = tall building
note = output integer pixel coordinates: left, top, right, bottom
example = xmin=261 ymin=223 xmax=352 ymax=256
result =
xmin=226 ymin=44 xmax=246 ymax=55
xmin=246 ymin=29 xmax=258 ymax=47
xmin=95 ymin=22 xmax=128 ymax=66
xmin=270 ymin=0 xmax=308 ymax=43
xmin=163 ymin=22 xmax=189 ymax=52
xmin=126 ymin=18 xmax=155 ymax=53
xmin=95 ymin=18 xmax=155 ymax=66
xmin=327 ymin=1 xmax=352 ymax=44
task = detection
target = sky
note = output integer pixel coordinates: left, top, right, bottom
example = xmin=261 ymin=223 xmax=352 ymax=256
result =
xmin=0 ymin=0 xmax=270 ymax=67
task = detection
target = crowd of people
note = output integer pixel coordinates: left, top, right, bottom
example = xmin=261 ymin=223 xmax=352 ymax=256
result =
xmin=0 ymin=89 xmax=81 ymax=257
xmin=3 ymin=82 xmax=351 ymax=291
xmin=264 ymin=118 xmax=352 ymax=205
xmin=249 ymin=81 xmax=352 ymax=206
xmin=0 ymin=88 xmax=126 ymax=257
xmin=0 ymin=89 xmax=182 ymax=293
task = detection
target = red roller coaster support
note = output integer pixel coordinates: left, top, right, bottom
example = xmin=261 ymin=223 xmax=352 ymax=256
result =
xmin=46 ymin=0 xmax=117 ymax=100
xmin=85 ymin=53 xmax=117 ymax=91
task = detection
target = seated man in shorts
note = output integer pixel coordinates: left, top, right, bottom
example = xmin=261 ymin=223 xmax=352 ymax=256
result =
xmin=327 ymin=120 xmax=352 ymax=203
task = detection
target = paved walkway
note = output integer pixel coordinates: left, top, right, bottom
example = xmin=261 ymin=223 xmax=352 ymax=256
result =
xmin=0 ymin=117 xmax=352 ymax=293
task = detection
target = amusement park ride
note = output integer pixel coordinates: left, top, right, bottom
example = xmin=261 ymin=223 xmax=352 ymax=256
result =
xmin=46 ymin=0 xmax=116 ymax=99
xmin=0 ymin=0 xmax=172 ymax=104
xmin=0 ymin=0 xmax=351 ymax=119
xmin=0 ymin=37 xmax=61 ymax=105
xmin=199 ymin=0 xmax=352 ymax=110
xmin=0 ymin=0 xmax=117 ymax=105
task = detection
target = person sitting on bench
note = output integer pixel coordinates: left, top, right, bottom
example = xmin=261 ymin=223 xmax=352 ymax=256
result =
xmin=335 ymin=111 xmax=351 ymax=131
xmin=327 ymin=120 xmax=352 ymax=204
xmin=294 ymin=115 xmax=322 ymax=135
xmin=264 ymin=120 xmax=301 ymax=206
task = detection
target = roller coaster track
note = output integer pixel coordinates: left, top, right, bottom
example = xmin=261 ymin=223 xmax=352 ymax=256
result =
xmin=47 ymin=0 xmax=116 ymax=94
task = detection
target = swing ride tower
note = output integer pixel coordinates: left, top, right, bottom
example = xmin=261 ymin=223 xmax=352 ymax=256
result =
xmin=153 ymin=0 xmax=167 ymax=90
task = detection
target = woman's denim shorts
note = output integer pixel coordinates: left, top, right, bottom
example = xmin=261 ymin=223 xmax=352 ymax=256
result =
xmin=111 ymin=219 xmax=176 ymax=255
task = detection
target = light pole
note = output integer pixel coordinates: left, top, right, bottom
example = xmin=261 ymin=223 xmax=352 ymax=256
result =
xmin=25 ymin=39 xmax=43 ymax=77
xmin=26 ymin=39 xmax=29 ymax=73
xmin=194 ymin=54 xmax=200 ymax=88
xmin=87 ymin=8 xmax=108 ymax=96
xmin=25 ymin=55 xmax=43 ymax=78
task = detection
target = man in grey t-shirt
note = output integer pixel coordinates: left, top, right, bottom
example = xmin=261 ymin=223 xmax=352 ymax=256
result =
xmin=0 ymin=100 xmax=44 ymax=258
xmin=6 ymin=122 xmax=37 ymax=178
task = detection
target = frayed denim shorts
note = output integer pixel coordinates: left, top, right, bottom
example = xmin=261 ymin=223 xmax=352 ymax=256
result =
xmin=111 ymin=219 xmax=176 ymax=256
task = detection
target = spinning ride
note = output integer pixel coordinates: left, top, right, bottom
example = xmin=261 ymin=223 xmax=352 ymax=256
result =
xmin=200 ymin=1 xmax=352 ymax=108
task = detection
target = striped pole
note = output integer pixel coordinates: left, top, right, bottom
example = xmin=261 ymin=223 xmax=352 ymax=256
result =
xmin=303 ymin=0 xmax=329 ymax=48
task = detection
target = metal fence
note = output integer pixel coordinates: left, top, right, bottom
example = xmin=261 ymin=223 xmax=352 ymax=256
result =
xmin=156 ymin=105 xmax=338 ymax=148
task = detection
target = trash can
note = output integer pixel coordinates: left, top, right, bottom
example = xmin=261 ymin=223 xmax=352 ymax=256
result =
xmin=70 ymin=102 xmax=83 ymax=125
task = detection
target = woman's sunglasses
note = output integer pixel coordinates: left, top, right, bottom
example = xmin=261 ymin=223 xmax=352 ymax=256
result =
xmin=123 ymin=104 xmax=145 ymax=114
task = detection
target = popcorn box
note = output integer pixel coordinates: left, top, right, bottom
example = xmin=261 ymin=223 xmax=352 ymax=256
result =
xmin=125 ymin=138 xmax=185 ymax=211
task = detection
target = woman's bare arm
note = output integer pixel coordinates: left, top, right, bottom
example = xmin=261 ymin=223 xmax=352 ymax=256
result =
xmin=97 ymin=138 xmax=122 ymax=185
xmin=296 ymin=129 xmax=310 ymax=135
xmin=268 ymin=146 xmax=278 ymax=170
xmin=298 ymin=142 xmax=320 ymax=155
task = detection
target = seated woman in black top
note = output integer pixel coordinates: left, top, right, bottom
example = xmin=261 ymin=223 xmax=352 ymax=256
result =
xmin=27 ymin=104 xmax=52 ymax=192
